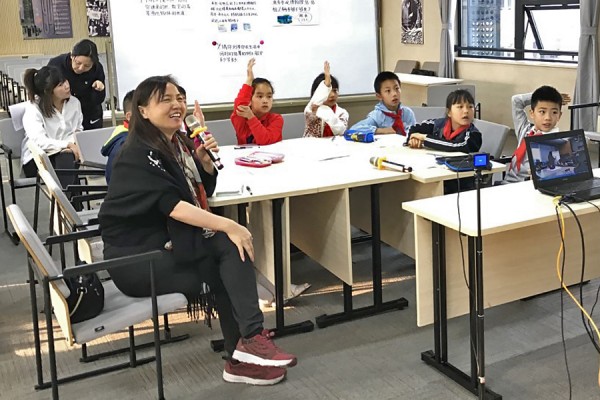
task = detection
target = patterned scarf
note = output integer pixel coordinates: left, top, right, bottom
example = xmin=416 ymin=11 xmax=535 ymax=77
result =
xmin=171 ymin=134 xmax=209 ymax=211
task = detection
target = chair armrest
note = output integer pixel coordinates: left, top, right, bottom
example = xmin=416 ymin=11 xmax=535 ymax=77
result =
xmin=71 ymin=192 xmax=106 ymax=207
xmin=0 ymin=143 xmax=13 ymax=157
xmin=55 ymin=168 xmax=106 ymax=177
xmin=44 ymin=228 xmax=102 ymax=245
xmin=66 ymin=185 xmax=108 ymax=193
xmin=48 ymin=250 xmax=163 ymax=281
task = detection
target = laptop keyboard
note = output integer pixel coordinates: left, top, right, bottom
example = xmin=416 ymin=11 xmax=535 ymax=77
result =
xmin=552 ymin=179 xmax=600 ymax=193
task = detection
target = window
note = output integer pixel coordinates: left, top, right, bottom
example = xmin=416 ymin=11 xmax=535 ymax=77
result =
xmin=457 ymin=0 xmax=580 ymax=63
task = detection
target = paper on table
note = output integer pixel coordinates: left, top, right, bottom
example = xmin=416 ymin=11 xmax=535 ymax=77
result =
xmin=214 ymin=180 xmax=244 ymax=197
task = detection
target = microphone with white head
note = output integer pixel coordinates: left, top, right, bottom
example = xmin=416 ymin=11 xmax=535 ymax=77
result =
xmin=185 ymin=114 xmax=223 ymax=170
xmin=369 ymin=156 xmax=412 ymax=173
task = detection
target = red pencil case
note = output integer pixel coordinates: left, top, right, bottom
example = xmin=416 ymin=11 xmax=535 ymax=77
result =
xmin=247 ymin=151 xmax=285 ymax=163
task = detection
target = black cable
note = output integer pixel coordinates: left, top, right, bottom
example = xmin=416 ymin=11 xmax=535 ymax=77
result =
xmin=554 ymin=203 xmax=573 ymax=400
xmin=579 ymin=199 xmax=600 ymax=346
xmin=560 ymin=199 xmax=600 ymax=353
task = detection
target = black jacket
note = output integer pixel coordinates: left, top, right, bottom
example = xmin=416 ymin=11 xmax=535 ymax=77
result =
xmin=408 ymin=117 xmax=482 ymax=153
xmin=98 ymin=135 xmax=218 ymax=262
xmin=48 ymin=53 xmax=106 ymax=128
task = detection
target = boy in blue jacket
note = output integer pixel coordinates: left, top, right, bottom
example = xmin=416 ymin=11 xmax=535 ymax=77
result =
xmin=101 ymin=90 xmax=134 ymax=183
xmin=349 ymin=71 xmax=416 ymax=136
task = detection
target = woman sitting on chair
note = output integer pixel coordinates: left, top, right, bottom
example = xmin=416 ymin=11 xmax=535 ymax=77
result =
xmin=98 ymin=75 xmax=296 ymax=386
xmin=21 ymin=66 xmax=82 ymax=188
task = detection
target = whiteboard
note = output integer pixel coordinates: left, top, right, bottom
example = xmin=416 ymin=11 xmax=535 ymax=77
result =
xmin=108 ymin=0 xmax=379 ymax=105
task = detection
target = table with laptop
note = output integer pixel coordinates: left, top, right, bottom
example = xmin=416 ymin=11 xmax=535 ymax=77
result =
xmin=402 ymin=128 xmax=600 ymax=398
xmin=525 ymin=129 xmax=600 ymax=200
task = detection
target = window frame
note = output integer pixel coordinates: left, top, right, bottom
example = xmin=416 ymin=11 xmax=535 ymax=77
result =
xmin=456 ymin=0 xmax=580 ymax=64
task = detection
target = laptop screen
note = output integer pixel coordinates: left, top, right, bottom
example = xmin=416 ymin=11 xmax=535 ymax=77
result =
xmin=524 ymin=129 xmax=592 ymax=188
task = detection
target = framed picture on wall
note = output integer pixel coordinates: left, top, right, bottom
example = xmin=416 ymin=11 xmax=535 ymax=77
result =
xmin=401 ymin=0 xmax=423 ymax=45
xmin=20 ymin=0 xmax=73 ymax=39
xmin=86 ymin=0 xmax=110 ymax=37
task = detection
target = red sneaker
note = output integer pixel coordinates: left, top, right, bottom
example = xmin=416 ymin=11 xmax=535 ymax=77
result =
xmin=232 ymin=329 xmax=297 ymax=367
xmin=222 ymin=360 xmax=286 ymax=385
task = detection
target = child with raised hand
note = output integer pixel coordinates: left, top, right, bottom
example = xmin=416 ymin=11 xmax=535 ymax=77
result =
xmin=231 ymin=58 xmax=283 ymax=145
xmin=501 ymin=85 xmax=570 ymax=184
xmin=406 ymin=89 xmax=482 ymax=153
xmin=303 ymin=61 xmax=349 ymax=138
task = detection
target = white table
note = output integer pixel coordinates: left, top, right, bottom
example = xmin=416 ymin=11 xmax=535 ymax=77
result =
xmin=403 ymin=178 xmax=600 ymax=399
xmin=209 ymin=137 xmax=504 ymax=332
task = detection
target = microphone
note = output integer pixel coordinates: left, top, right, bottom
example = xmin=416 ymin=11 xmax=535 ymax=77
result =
xmin=369 ymin=156 xmax=413 ymax=173
xmin=185 ymin=115 xmax=223 ymax=170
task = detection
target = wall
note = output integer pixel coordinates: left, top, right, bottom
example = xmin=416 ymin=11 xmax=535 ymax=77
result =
xmin=0 ymin=0 xmax=109 ymax=56
xmin=0 ymin=0 xmax=590 ymax=131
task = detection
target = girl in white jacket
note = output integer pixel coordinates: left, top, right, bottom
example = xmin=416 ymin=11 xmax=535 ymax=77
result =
xmin=302 ymin=61 xmax=349 ymax=138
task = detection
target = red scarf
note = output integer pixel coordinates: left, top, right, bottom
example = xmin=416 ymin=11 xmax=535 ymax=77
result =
xmin=123 ymin=120 xmax=129 ymax=129
xmin=442 ymin=118 xmax=470 ymax=141
xmin=382 ymin=108 xmax=406 ymax=136
xmin=512 ymin=128 xmax=542 ymax=172
xmin=322 ymin=104 xmax=337 ymax=137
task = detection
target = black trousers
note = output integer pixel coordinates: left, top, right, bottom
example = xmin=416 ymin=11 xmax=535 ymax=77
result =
xmin=104 ymin=232 xmax=264 ymax=356
xmin=23 ymin=151 xmax=79 ymax=189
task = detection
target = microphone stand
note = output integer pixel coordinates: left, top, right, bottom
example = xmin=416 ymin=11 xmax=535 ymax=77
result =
xmin=474 ymin=167 xmax=486 ymax=400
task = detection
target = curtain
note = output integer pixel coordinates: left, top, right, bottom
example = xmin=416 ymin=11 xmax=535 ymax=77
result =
xmin=572 ymin=0 xmax=599 ymax=131
xmin=438 ymin=0 xmax=456 ymax=78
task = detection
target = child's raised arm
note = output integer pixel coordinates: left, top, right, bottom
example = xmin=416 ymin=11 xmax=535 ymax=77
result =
xmin=245 ymin=58 xmax=256 ymax=86
xmin=323 ymin=61 xmax=331 ymax=87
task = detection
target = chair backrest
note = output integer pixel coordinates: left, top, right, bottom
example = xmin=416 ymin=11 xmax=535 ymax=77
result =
xmin=282 ymin=112 xmax=305 ymax=140
xmin=410 ymin=106 xmax=446 ymax=124
xmin=394 ymin=59 xmax=419 ymax=73
xmin=38 ymin=169 xmax=85 ymax=228
xmin=27 ymin=141 xmax=62 ymax=186
xmin=74 ymin=126 xmax=114 ymax=167
xmin=421 ymin=61 xmax=440 ymax=76
xmin=426 ymin=84 xmax=476 ymax=107
xmin=0 ymin=117 xmax=26 ymax=157
xmin=205 ymin=118 xmax=238 ymax=146
xmin=6 ymin=204 xmax=74 ymax=344
xmin=473 ymin=118 xmax=510 ymax=159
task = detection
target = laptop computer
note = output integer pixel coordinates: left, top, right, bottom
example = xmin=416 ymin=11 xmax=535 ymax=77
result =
xmin=524 ymin=129 xmax=600 ymax=201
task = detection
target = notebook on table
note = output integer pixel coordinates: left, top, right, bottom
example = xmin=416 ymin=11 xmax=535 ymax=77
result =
xmin=524 ymin=129 xmax=600 ymax=201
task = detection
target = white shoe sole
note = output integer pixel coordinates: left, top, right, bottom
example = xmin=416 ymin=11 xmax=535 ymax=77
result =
xmin=232 ymin=350 xmax=295 ymax=367
xmin=223 ymin=370 xmax=285 ymax=385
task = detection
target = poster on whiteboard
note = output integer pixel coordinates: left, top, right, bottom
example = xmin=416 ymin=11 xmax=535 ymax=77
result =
xmin=108 ymin=0 xmax=378 ymax=104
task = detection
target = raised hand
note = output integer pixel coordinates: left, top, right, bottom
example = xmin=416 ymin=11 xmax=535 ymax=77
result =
xmin=560 ymin=93 xmax=571 ymax=106
xmin=323 ymin=61 xmax=331 ymax=87
xmin=245 ymin=58 xmax=256 ymax=85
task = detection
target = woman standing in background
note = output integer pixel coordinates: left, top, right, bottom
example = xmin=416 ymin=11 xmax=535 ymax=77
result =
xmin=48 ymin=39 xmax=106 ymax=130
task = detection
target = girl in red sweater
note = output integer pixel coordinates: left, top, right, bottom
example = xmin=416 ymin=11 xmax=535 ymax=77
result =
xmin=231 ymin=58 xmax=283 ymax=145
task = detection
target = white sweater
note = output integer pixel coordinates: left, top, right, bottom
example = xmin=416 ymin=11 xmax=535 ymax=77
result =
xmin=21 ymin=97 xmax=83 ymax=165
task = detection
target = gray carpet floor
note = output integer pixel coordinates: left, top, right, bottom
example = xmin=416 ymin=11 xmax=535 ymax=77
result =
xmin=2 ymin=138 xmax=600 ymax=399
